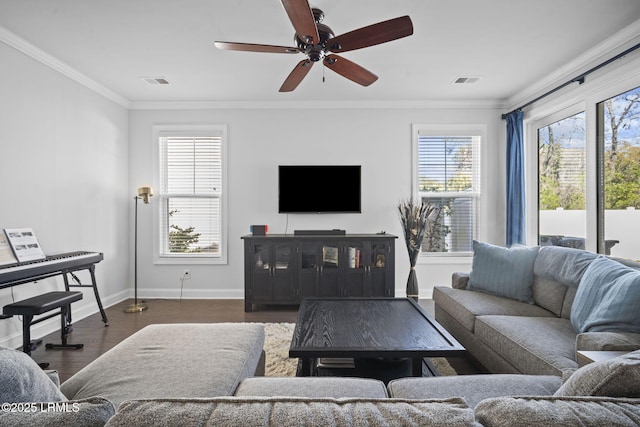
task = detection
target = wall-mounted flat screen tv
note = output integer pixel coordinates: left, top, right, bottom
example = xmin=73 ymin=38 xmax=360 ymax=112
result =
xmin=278 ymin=165 xmax=361 ymax=213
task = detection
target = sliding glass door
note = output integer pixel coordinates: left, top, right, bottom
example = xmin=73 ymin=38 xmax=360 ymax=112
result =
xmin=596 ymin=86 xmax=640 ymax=259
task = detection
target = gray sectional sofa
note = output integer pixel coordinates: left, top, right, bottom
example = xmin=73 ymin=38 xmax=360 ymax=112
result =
xmin=434 ymin=243 xmax=640 ymax=376
xmin=3 ymin=244 xmax=640 ymax=426
xmin=2 ymin=323 xmax=640 ymax=426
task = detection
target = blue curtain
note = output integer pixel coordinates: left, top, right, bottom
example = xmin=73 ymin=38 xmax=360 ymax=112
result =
xmin=506 ymin=111 xmax=525 ymax=246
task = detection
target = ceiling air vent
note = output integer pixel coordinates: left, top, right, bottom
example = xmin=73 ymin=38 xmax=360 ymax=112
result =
xmin=141 ymin=77 xmax=170 ymax=85
xmin=453 ymin=76 xmax=480 ymax=84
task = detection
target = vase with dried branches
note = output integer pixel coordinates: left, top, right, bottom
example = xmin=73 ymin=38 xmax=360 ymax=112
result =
xmin=397 ymin=198 xmax=442 ymax=301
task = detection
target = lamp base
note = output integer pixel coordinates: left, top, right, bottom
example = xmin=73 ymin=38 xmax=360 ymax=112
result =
xmin=124 ymin=302 xmax=148 ymax=313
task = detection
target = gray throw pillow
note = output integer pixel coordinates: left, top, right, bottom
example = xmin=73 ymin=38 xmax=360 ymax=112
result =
xmin=554 ymin=350 xmax=640 ymax=397
xmin=467 ymin=240 xmax=539 ymax=303
xmin=571 ymin=256 xmax=640 ymax=333
xmin=0 ymin=347 xmax=67 ymax=403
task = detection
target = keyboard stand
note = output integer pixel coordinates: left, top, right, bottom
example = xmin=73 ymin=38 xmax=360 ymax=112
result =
xmin=63 ymin=265 xmax=109 ymax=326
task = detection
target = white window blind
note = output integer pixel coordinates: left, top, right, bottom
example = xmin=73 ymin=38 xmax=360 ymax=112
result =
xmin=416 ymin=131 xmax=481 ymax=253
xmin=158 ymin=133 xmax=223 ymax=258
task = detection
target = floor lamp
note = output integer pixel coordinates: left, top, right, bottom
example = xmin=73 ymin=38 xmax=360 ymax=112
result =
xmin=125 ymin=186 xmax=153 ymax=313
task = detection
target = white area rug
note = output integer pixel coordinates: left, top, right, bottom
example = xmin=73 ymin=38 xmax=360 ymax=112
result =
xmin=263 ymin=322 xmax=457 ymax=377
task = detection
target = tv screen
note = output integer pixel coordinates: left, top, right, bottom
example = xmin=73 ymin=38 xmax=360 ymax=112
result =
xmin=278 ymin=165 xmax=361 ymax=213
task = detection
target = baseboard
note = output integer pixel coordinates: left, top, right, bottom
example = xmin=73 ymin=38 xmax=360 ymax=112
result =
xmin=136 ymin=287 xmax=244 ymax=300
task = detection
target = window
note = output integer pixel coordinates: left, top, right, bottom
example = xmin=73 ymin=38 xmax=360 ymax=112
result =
xmin=412 ymin=125 xmax=482 ymax=255
xmin=537 ymin=111 xmax=586 ymax=249
xmin=533 ymin=85 xmax=640 ymax=259
xmin=597 ymin=86 xmax=640 ymax=258
xmin=154 ymin=125 xmax=227 ymax=264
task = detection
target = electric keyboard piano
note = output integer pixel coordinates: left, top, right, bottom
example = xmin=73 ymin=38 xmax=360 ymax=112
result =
xmin=0 ymin=251 xmax=108 ymax=325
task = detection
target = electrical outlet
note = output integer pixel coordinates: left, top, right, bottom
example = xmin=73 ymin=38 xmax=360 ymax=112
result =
xmin=183 ymin=269 xmax=191 ymax=279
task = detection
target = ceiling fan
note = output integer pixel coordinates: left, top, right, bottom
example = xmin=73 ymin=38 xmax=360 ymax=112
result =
xmin=214 ymin=0 xmax=413 ymax=92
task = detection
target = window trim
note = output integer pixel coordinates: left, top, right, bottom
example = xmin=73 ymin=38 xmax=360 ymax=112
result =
xmin=411 ymin=124 xmax=486 ymax=260
xmin=152 ymin=124 xmax=228 ymax=265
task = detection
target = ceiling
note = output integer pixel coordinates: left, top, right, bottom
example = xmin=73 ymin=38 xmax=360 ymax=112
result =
xmin=1 ymin=0 xmax=640 ymax=107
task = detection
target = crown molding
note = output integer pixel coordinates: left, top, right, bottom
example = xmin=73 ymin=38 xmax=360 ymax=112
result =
xmin=128 ymin=98 xmax=507 ymax=110
xmin=505 ymin=18 xmax=640 ymax=112
xmin=0 ymin=24 xmax=130 ymax=108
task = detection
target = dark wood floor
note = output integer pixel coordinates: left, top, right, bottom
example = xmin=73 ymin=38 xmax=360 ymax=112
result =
xmin=27 ymin=298 xmax=481 ymax=382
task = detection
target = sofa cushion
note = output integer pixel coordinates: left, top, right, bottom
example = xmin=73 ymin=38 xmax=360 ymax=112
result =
xmin=534 ymin=246 xmax=598 ymax=288
xmin=61 ymin=323 xmax=265 ymax=408
xmin=531 ymin=276 xmax=568 ymax=318
xmin=234 ymin=377 xmax=388 ymax=398
xmin=44 ymin=370 xmax=61 ymax=389
xmin=475 ymin=396 xmax=640 ymax=427
xmin=555 ymin=350 xmax=640 ymax=397
xmin=467 ymin=240 xmax=539 ymax=303
xmin=475 ymin=315 xmax=577 ymax=376
xmin=561 ymin=286 xmax=578 ymax=319
xmin=576 ymin=331 xmax=640 ymax=352
xmin=0 ymin=346 xmax=67 ymax=404
xmin=388 ymin=374 xmax=561 ymax=408
xmin=571 ymin=256 xmax=640 ymax=334
xmin=433 ymin=287 xmax=555 ymax=333
xmin=104 ymin=397 xmax=477 ymax=427
xmin=0 ymin=397 xmax=115 ymax=427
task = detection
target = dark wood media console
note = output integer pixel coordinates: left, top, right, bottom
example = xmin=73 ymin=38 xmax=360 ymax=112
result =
xmin=242 ymin=233 xmax=396 ymax=312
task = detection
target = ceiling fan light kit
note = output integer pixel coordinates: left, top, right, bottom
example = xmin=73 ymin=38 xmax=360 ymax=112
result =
xmin=214 ymin=0 xmax=413 ymax=92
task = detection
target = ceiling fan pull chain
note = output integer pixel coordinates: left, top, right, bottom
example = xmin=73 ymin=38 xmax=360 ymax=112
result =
xmin=322 ymin=63 xmax=325 ymax=83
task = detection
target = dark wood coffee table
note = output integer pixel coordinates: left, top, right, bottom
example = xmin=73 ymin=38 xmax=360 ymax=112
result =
xmin=289 ymin=297 xmax=465 ymax=379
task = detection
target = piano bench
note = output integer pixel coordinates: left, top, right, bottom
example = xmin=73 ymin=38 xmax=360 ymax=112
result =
xmin=3 ymin=291 xmax=84 ymax=357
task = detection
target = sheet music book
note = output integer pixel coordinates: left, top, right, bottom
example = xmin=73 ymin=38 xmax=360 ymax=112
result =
xmin=0 ymin=232 xmax=18 ymax=266
xmin=4 ymin=228 xmax=46 ymax=263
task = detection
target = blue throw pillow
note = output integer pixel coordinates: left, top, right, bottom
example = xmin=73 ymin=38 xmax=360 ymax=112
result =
xmin=571 ymin=256 xmax=640 ymax=333
xmin=467 ymin=240 xmax=539 ymax=303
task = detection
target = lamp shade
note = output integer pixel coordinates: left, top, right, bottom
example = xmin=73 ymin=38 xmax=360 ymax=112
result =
xmin=137 ymin=186 xmax=153 ymax=204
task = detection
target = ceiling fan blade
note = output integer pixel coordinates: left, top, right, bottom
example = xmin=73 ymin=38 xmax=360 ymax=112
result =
xmin=323 ymin=55 xmax=378 ymax=87
xmin=327 ymin=16 xmax=413 ymax=53
xmin=214 ymin=41 xmax=299 ymax=54
xmin=280 ymin=0 xmax=319 ymax=44
xmin=279 ymin=60 xmax=314 ymax=92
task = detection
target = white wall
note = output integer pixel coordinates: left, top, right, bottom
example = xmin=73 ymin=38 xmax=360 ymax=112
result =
xmin=129 ymin=106 xmax=504 ymax=301
xmin=0 ymin=42 xmax=129 ymax=348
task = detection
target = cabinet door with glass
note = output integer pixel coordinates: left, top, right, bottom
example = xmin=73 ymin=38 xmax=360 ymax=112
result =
xmin=298 ymin=242 xmax=320 ymax=299
xmin=344 ymin=240 xmax=367 ymax=297
xmin=368 ymin=239 xmax=394 ymax=297
xmin=298 ymin=241 xmax=342 ymax=298
xmin=317 ymin=242 xmax=342 ymax=297
xmin=248 ymin=241 xmax=296 ymax=306
xmin=343 ymin=238 xmax=394 ymax=297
